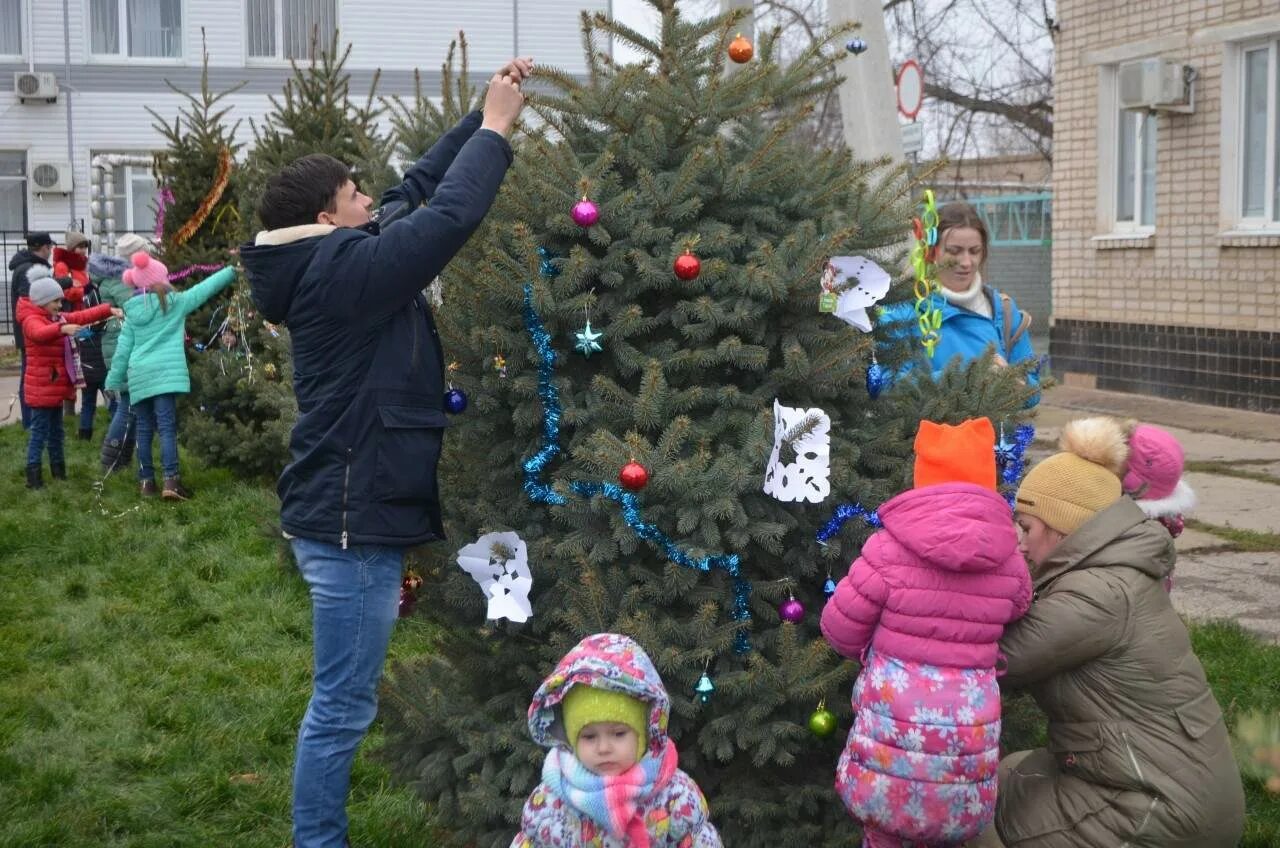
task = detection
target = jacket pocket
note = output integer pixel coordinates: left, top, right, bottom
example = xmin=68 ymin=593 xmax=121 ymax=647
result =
xmin=374 ymin=405 xmax=448 ymax=503
xmin=1175 ymin=689 xmax=1224 ymax=740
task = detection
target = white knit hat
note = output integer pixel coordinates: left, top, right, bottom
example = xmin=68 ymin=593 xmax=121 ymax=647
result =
xmin=115 ymin=232 xmax=154 ymax=258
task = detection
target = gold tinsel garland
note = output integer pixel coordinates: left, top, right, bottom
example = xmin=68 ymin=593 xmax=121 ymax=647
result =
xmin=173 ymin=146 xmax=233 ymax=246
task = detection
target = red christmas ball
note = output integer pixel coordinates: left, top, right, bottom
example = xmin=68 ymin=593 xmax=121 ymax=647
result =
xmin=728 ymin=33 xmax=754 ymax=64
xmin=619 ymin=460 xmax=649 ymax=491
xmin=674 ymin=251 xmax=701 ymax=281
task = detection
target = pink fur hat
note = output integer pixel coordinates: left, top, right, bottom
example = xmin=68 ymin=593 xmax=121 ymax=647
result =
xmin=1123 ymin=424 xmax=1183 ymax=500
xmin=122 ymin=251 xmax=172 ymax=292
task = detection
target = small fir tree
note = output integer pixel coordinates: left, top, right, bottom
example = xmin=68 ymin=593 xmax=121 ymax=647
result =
xmin=379 ymin=4 xmax=1035 ymax=847
xmin=148 ymin=40 xmax=296 ymax=479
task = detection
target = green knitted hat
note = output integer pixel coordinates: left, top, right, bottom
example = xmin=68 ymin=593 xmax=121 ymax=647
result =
xmin=561 ymin=685 xmax=648 ymax=760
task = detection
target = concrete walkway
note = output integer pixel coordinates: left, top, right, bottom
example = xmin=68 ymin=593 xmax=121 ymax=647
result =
xmin=1039 ymin=385 xmax=1280 ymax=642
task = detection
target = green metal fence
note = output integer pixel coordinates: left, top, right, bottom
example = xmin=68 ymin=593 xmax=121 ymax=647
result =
xmin=949 ymin=193 xmax=1052 ymax=247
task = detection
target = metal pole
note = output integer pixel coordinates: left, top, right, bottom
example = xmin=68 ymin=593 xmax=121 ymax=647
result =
xmin=25 ymin=0 xmax=34 ymax=73
xmin=828 ymin=0 xmax=904 ymax=163
xmin=62 ymin=0 xmax=75 ymax=226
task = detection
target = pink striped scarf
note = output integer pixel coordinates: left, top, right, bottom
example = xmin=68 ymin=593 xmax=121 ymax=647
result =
xmin=542 ymin=740 xmax=678 ymax=848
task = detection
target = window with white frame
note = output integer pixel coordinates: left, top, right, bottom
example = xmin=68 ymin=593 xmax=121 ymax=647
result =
xmin=0 ymin=0 xmax=23 ymax=56
xmin=0 ymin=152 xmax=27 ymax=232
xmin=90 ymin=0 xmax=182 ymax=59
xmin=246 ymin=0 xmax=336 ymax=61
xmin=1116 ymin=105 xmax=1157 ymax=229
xmin=99 ymin=159 xmax=159 ymax=234
xmin=1239 ymin=41 xmax=1279 ymax=224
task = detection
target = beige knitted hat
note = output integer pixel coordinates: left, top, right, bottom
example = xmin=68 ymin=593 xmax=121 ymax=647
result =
xmin=1015 ymin=417 xmax=1129 ymax=535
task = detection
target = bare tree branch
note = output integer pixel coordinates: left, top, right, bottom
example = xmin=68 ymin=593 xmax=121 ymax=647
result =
xmin=924 ymin=82 xmax=1052 ymax=139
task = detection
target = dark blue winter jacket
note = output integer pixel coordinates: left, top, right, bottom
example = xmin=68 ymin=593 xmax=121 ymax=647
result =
xmin=240 ymin=111 xmax=512 ymax=548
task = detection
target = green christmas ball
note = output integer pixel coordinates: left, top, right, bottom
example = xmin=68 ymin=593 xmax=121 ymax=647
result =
xmin=808 ymin=707 xmax=838 ymax=738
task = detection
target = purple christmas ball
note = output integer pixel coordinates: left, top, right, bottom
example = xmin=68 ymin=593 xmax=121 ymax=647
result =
xmin=779 ymin=597 xmax=806 ymax=623
xmin=572 ymin=198 xmax=600 ymax=228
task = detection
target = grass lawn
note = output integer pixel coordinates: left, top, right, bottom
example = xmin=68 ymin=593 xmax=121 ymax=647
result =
xmin=1 ymin=415 xmax=1279 ymax=845
xmin=0 ymin=414 xmax=436 ymax=847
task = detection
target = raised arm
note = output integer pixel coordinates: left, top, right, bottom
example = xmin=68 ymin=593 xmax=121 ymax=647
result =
xmin=325 ymin=71 xmax=525 ymax=321
xmin=379 ymin=110 xmax=485 ymax=212
xmin=174 ymin=267 xmax=237 ymax=316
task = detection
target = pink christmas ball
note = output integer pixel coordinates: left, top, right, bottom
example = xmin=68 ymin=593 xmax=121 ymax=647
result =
xmin=572 ymin=198 xmax=600 ymax=228
xmin=779 ymin=597 xmax=805 ymax=623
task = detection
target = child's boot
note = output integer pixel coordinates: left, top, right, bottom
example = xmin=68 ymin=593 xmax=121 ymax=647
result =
xmin=140 ymin=479 xmax=158 ymax=497
xmin=25 ymin=464 xmax=43 ymax=490
xmin=50 ymin=461 xmax=66 ymax=481
xmin=101 ymin=439 xmax=123 ymax=475
xmin=162 ymin=476 xmax=191 ymax=501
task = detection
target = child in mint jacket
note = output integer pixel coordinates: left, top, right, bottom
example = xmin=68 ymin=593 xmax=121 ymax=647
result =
xmin=105 ymin=253 xmax=236 ymax=499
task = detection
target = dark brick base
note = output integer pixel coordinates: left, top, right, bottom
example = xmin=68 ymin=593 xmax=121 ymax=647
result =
xmin=1049 ymin=319 xmax=1280 ymax=414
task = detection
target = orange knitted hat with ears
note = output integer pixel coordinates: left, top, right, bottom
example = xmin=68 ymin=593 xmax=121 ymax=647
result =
xmin=913 ymin=418 xmax=997 ymax=491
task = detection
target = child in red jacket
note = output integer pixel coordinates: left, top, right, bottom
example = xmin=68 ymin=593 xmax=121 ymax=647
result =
xmin=17 ymin=267 xmax=119 ymax=489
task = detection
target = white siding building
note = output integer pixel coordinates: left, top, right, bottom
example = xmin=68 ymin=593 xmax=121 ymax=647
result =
xmin=0 ymin=0 xmax=610 ymax=244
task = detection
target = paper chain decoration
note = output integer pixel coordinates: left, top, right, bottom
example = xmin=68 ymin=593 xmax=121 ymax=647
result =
xmin=816 ymin=422 xmax=1035 ymax=544
xmin=521 ymin=282 xmax=752 ymax=654
xmin=911 ymin=190 xmax=944 ymax=357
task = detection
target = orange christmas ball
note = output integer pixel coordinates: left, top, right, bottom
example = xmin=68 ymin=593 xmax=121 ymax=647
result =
xmin=728 ymin=33 xmax=753 ymax=64
xmin=674 ymin=251 xmax=701 ymax=281
xmin=619 ymin=460 xmax=649 ymax=491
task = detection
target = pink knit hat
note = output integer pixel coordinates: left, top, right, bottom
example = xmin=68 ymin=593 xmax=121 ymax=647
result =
xmin=122 ymin=251 xmax=172 ymax=292
xmin=1122 ymin=424 xmax=1184 ymax=500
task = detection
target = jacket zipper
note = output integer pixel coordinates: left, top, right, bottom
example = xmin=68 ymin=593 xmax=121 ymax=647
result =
xmin=340 ymin=448 xmax=352 ymax=550
xmin=1117 ymin=730 xmax=1159 ymax=847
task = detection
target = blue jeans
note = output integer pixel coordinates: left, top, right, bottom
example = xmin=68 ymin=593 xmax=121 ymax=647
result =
xmin=104 ymin=391 xmax=135 ymax=445
xmin=290 ymin=537 xmax=404 ymax=848
xmin=18 ymin=350 xmax=30 ymax=429
xmin=26 ymin=407 xmax=64 ymax=466
xmin=133 ymin=393 xmax=180 ymax=481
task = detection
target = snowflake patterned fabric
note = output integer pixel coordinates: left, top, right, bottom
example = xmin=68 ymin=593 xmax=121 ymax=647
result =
xmin=836 ymin=651 xmax=1001 ymax=846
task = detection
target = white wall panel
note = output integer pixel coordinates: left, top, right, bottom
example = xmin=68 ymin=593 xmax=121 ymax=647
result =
xmin=516 ymin=0 xmax=608 ymax=74
xmin=341 ymin=0 xmax=515 ymax=71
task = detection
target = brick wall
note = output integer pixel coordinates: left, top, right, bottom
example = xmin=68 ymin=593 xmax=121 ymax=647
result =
xmin=1051 ymin=0 xmax=1280 ymax=411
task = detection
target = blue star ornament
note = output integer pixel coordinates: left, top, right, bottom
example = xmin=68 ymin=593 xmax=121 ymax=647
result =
xmin=574 ymin=320 xmax=604 ymax=357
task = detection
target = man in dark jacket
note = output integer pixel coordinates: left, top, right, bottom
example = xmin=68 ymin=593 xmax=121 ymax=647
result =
xmin=9 ymin=232 xmax=55 ymax=429
xmin=240 ymin=58 xmax=529 ymax=848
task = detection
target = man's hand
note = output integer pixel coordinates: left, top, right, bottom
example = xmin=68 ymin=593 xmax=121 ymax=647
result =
xmin=60 ymin=323 xmax=82 ymax=336
xmin=497 ymin=56 xmax=534 ymax=84
xmin=481 ymin=71 xmax=527 ymax=138
xmin=110 ymin=307 xmax=125 ymax=320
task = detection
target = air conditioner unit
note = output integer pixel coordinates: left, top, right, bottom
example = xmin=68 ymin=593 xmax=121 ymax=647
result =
xmin=29 ymin=161 xmax=73 ymax=194
xmin=13 ymin=71 xmax=58 ymax=103
xmin=1119 ymin=58 xmax=1194 ymax=113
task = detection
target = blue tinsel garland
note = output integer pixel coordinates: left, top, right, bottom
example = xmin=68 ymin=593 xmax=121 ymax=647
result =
xmin=521 ymin=283 xmax=752 ymax=653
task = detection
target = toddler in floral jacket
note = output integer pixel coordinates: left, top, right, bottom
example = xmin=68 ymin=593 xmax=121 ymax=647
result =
xmin=511 ymin=633 xmax=722 ymax=848
xmin=820 ymin=418 xmax=1032 ymax=847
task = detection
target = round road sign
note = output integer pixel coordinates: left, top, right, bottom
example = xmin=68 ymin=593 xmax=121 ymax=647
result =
xmin=896 ymin=60 xmax=924 ymax=120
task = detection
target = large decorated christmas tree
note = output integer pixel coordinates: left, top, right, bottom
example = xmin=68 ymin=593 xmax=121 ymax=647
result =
xmin=374 ymin=3 xmax=1034 ymax=846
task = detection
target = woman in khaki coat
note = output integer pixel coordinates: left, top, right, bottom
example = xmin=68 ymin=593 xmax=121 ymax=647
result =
xmin=971 ymin=417 xmax=1245 ymax=847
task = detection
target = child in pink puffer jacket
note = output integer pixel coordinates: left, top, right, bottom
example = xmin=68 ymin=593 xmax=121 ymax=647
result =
xmin=821 ymin=418 xmax=1032 ymax=848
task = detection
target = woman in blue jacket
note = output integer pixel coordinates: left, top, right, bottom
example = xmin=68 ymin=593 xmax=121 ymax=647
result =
xmin=882 ymin=202 xmax=1040 ymax=405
